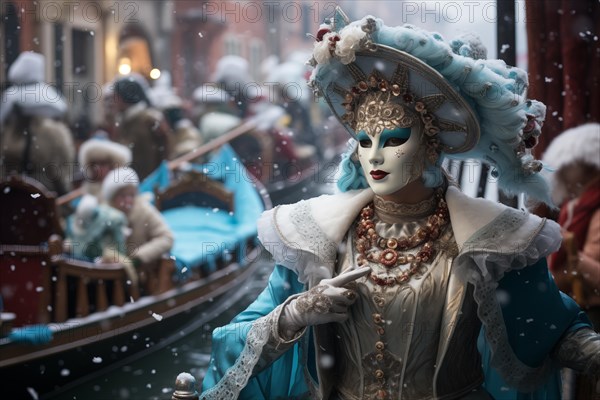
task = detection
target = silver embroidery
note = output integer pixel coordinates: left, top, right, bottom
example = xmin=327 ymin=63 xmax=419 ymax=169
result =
xmin=289 ymin=200 xmax=338 ymax=265
xmin=201 ymin=316 xmax=273 ymax=399
xmin=373 ymin=195 xmax=437 ymax=220
xmin=465 ymin=208 xmax=528 ymax=250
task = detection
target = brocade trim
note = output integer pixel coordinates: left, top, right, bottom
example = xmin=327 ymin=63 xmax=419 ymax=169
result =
xmin=200 ymin=316 xmax=272 ymax=400
xmin=465 ymin=210 xmax=555 ymax=391
xmin=464 ymin=208 xmax=528 ymax=251
xmin=373 ymin=195 xmax=438 ymax=221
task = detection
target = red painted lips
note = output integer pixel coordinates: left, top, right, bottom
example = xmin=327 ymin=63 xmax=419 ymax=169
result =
xmin=370 ymin=170 xmax=389 ymax=180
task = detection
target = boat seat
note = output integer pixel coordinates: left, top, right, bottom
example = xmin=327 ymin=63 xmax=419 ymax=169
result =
xmin=154 ymin=170 xmax=240 ymax=272
xmin=0 ymin=175 xmax=63 ymax=327
xmin=143 ymin=145 xmax=265 ymax=274
xmin=154 ymin=169 xmax=234 ymax=213
xmin=54 ymin=257 xmax=141 ymax=322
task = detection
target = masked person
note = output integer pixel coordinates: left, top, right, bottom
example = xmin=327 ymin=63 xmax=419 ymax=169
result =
xmin=544 ymin=123 xmax=600 ymax=400
xmin=101 ymin=167 xmax=174 ymax=289
xmin=201 ymin=10 xmax=600 ymax=400
xmin=0 ymin=52 xmax=73 ymax=195
xmin=112 ymin=74 xmax=171 ymax=180
xmin=77 ymin=138 xmax=132 ymax=200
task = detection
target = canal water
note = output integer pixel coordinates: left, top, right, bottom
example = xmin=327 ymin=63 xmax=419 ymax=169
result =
xmin=48 ymin=258 xmax=274 ymax=400
xmin=47 ymin=180 xmax=334 ymax=400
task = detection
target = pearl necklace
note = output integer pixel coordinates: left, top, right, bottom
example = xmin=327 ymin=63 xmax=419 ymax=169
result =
xmin=354 ymin=189 xmax=449 ymax=287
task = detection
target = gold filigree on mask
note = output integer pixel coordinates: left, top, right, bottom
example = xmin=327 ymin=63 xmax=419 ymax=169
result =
xmin=337 ymin=63 xmax=468 ymax=162
xmin=354 ymin=91 xmax=417 ymax=137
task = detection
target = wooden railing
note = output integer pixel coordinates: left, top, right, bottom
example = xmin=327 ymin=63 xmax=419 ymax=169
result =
xmin=53 ymin=257 xmax=138 ymax=321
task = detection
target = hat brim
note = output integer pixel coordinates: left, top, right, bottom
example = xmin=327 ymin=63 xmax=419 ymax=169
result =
xmin=316 ymin=45 xmax=480 ymax=154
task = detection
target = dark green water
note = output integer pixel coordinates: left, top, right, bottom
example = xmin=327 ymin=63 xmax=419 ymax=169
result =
xmin=47 ymin=261 xmax=273 ymax=400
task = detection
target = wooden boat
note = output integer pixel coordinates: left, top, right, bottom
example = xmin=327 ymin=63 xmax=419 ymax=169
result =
xmin=0 ymin=145 xmax=271 ymax=398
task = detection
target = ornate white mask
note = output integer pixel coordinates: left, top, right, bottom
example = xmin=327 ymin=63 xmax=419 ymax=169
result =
xmin=357 ymin=124 xmax=425 ymax=196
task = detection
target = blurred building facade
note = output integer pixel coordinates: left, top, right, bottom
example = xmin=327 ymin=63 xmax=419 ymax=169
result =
xmin=0 ymin=0 xmax=322 ymax=133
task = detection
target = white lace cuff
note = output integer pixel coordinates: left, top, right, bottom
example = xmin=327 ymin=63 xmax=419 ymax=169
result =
xmin=200 ymin=316 xmax=272 ymax=399
xmin=201 ymin=301 xmax=307 ymax=400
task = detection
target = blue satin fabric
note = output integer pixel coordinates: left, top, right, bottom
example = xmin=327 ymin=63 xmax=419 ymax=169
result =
xmin=203 ymin=259 xmax=591 ymax=399
xmin=202 ymin=265 xmax=313 ymax=399
xmin=479 ymin=258 xmax=591 ymax=400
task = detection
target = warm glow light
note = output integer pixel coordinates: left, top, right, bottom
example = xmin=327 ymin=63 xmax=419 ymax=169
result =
xmin=118 ymin=59 xmax=131 ymax=75
xmin=150 ymin=68 xmax=161 ymax=80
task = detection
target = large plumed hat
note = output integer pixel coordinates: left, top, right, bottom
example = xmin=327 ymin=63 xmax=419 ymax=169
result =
xmin=211 ymin=55 xmax=252 ymax=86
xmin=9 ymin=51 xmax=45 ymax=84
xmin=0 ymin=52 xmax=67 ymax=124
xmin=542 ymin=123 xmax=600 ymax=204
xmin=149 ymin=71 xmax=183 ymax=110
xmin=101 ymin=167 xmax=139 ymax=202
xmin=192 ymin=84 xmax=232 ymax=104
xmin=78 ymin=138 xmax=132 ymax=167
xmin=308 ymin=8 xmax=550 ymax=203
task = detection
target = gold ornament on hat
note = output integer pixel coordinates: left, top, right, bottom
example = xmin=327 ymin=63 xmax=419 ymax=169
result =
xmin=335 ymin=64 xmax=466 ymax=163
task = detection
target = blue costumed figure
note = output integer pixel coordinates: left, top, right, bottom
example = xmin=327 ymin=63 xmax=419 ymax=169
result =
xmin=201 ymin=8 xmax=600 ymax=400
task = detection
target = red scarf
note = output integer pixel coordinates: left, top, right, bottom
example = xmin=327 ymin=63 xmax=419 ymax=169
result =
xmin=550 ymin=184 xmax=600 ymax=271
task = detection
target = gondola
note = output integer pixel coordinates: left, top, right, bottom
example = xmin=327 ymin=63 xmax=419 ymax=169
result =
xmin=227 ymin=115 xmax=350 ymax=205
xmin=0 ymin=141 xmax=271 ymax=398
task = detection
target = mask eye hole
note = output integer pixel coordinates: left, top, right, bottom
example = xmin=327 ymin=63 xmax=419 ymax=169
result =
xmin=383 ymin=137 xmax=408 ymax=147
xmin=359 ymin=138 xmax=372 ymax=148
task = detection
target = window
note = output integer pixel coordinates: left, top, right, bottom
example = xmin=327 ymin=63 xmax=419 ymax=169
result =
xmin=2 ymin=2 xmax=20 ymax=85
xmin=249 ymin=39 xmax=264 ymax=80
xmin=224 ymin=35 xmax=241 ymax=56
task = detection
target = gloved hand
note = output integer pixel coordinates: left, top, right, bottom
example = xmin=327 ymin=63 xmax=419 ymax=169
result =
xmin=279 ymin=266 xmax=371 ymax=339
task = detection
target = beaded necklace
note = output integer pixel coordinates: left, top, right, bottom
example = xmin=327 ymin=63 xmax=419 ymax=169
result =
xmin=354 ymin=189 xmax=449 ymax=287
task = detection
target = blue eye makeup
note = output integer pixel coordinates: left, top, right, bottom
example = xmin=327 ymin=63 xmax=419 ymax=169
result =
xmin=380 ymin=127 xmax=411 ymax=148
xmin=356 ymin=128 xmax=410 ymax=148
xmin=357 ymin=131 xmax=372 ymax=148
xmin=357 ymin=131 xmax=369 ymax=141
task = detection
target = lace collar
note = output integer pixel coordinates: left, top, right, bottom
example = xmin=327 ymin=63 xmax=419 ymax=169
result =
xmin=373 ymin=194 xmax=438 ymax=223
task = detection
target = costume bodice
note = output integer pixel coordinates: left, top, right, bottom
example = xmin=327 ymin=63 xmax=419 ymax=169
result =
xmin=332 ymin=196 xmax=478 ymax=400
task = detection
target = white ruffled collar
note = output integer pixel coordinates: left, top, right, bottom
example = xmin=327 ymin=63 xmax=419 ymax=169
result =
xmin=257 ymin=186 xmax=553 ymax=282
xmin=262 ymin=186 xmax=507 ymax=247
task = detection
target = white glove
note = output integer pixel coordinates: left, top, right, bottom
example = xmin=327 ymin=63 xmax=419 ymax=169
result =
xmin=279 ymin=266 xmax=371 ymax=339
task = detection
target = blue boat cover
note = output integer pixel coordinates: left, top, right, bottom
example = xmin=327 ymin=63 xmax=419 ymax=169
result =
xmin=140 ymin=145 xmax=264 ymax=273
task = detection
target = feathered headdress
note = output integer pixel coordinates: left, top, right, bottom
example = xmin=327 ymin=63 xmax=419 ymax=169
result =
xmin=309 ymin=7 xmax=551 ymax=204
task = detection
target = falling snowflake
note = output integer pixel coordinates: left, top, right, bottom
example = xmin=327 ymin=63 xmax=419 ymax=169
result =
xmin=26 ymin=388 xmax=39 ymax=399
xmin=92 ymin=356 xmax=103 ymax=363
xmin=152 ymin=312 xmax=163 ymax=321
xmin=30 ymin=193 xmax=40 ymax=199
